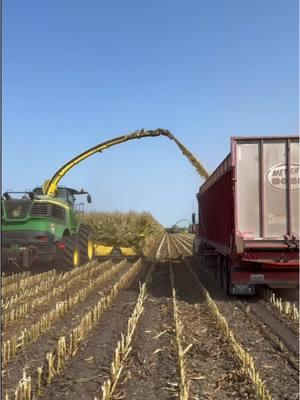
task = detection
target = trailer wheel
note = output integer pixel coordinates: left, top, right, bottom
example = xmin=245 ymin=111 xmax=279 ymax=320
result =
xmin=78 ymin=225 xmax=95 ymax=263
xmin=199 ymin=243 xmax=205 ymax=266
xmin=216 ymin=256 xmax=223 ymax=287
xmin=222 ymin=258 xmax=229 ymax=294
xmin=62 ymin=237 xmax=81 ymax=269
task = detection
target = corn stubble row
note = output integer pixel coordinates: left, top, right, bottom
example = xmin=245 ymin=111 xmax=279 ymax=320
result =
xmin=8 ymin=259 xmax=143 ymax=400
xmin=166 ymin=235 xmax=171 ymax=256
xmin=171 ymin=235 xmax=191 ymax=255
xmin=99 ymin=262 xmax=154 ymax=400
xmin=169 ymin=263 xmax=191 ymax=400
xmin=2 ymin=270 xmax=57 ymax=298
xmin=186 ymin=261 xmax=273 ymax=400
xmin=170 ymin=236 xmax=181 ymax=256
xmin=262 ymin=288 xmax=299 ymax=323
xmin=3 ymin=260 xmax=99 ymax=310
xmin=2 ymin=259 xmax=112 ymax=327
xmin=2 ymin=271 xmax=30 ymax=287
xmin=2 ymin=259 xmax=126 ymax=366
xmin=3 ymin=275 xmax=59 ymax=311
xmin=173 ymin=235 xmax=193 ymax=250
xmin=174 ymin=234 xmax=194 ymax=244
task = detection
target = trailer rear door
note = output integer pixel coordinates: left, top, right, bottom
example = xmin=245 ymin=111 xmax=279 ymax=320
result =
xmin=234 ymin=137 xmax=299 ymax=242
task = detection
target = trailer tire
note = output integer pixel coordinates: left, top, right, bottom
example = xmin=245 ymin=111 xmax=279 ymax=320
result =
xmin=216 ymin=256 xmax=223 ymax=287
xmin=199 ymin=243 xmax=205 ymax=266
xmin=192 ymin=239 xmax=197 ymax=256
xmin=62 ymin=236 xmax=81 ymax=269
xmin=78 ymin=225 xmax=95 ymax=263
xmin=222 ymin=258 xmax=229 ymax=294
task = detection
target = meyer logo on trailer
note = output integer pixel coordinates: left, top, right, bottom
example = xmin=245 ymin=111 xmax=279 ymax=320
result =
xmin=266 ymin=163 xmax=300 ymax=190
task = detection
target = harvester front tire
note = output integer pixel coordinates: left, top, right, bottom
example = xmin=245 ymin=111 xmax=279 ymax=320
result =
xmin=78 ymin=225 xmax=95 ymax=263
xmin=62 ymin=237 xmax=81 ymax=269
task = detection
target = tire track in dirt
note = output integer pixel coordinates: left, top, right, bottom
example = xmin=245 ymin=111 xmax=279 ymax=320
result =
xmin=190 ymin=257 xmax=299 ymax=400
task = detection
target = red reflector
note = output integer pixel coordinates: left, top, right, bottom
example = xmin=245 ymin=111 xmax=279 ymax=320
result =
xmin=34 ymin=235 xmax=49 ymax=242
xmin=56 ymin=242 xmax=65 ymax=250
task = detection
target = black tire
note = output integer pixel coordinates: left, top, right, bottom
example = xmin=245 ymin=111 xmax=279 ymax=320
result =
xmin=192 ymin=239 xmax=197 ymax=256
xmin=199 ymin=243 xmax=205 ymax=267
xmin=62 ymin=236 xmax=81 ymax=269
xmin=78 ymin=224 xmax=95 ymax=263
xmin=222 ymin=258 xmax=229 ymax=294
xmin=216 ymin=256 xmax=223 ymax=287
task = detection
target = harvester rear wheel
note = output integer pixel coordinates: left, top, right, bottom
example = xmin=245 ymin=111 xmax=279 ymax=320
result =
xmin=62 ymin=236 xmax=81 ymax=269
xmin=78 ymin=225 xmax=95 ymax=263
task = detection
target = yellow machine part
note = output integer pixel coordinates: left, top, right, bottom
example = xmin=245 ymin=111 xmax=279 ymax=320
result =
xmin=94 ymin=244 xmax=138 ymax=257
xmin=94 ymin=244 xmax=115 ymax=257
xmin=119 ymin=247 xmax=138 ymax=256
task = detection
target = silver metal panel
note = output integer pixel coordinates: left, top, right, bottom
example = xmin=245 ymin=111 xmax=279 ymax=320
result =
xmin=236 ymin=137 xmax=300 ymax=240
xmin=264 ymin=140 xmax=287 ymax=237
xmin=290 ymin=140 xmax=299 ymax=237
xmin=236 ymin=141 xmax=260 ymax=237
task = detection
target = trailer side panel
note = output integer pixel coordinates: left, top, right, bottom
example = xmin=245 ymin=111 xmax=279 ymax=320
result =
xmin=196 ymin=136 xmax=299 ymax=293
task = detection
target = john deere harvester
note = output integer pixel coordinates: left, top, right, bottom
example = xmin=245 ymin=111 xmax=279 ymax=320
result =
xmin=1 ymin=128 xmax=208 ymax=270
xmin=1 ymin=187 xmax=95 ymax=269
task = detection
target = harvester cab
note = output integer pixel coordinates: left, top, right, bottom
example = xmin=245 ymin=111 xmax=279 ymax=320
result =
xmin=33 ymin=187 xmax=92 ymax=207
xmin=1 ymin=187 xmax=95 ymax=270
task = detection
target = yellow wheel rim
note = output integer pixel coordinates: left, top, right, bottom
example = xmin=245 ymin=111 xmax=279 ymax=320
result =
xmin=73 ymin=248 xmax=79 ymax=267
xmin=87 ymin=239 xmax=94 ymax=260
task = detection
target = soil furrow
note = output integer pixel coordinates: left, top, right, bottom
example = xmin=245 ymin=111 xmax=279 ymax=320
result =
xmin=170 ymin=235 xmax=192 ymax=257
xmin=37 ymin=262 xmax=150 ymax=399
xmin=173 ymin=261 xmax=258 ymax=400
xmin=3 ymin=260 xmax=113 ymax=340
xmin=167 ymin=235 xmax=182 ymax=259
xmin=242 ymin=301 xmax=299 ymax=357
xmin=2 ymin=261 xmax=133 ymax=395
xmin=116 ymin=261 xmax=178 ymax=400
xmin=191 ymin=257 xmax=299 ymax=400
xmin=261 ymin=298 xmax=299 ymax=334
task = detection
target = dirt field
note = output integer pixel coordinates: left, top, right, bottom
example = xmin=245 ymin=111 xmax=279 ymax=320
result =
xmin=2 ymin=233 xmax=299 ymax=400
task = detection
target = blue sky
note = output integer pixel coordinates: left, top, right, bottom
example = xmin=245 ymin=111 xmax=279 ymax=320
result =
xmin=3 ymin=0 xmax=299 ymax=226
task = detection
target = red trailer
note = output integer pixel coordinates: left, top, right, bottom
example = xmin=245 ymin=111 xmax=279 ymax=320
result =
xmin=193 ymin=136 xmax=299 ymax=295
